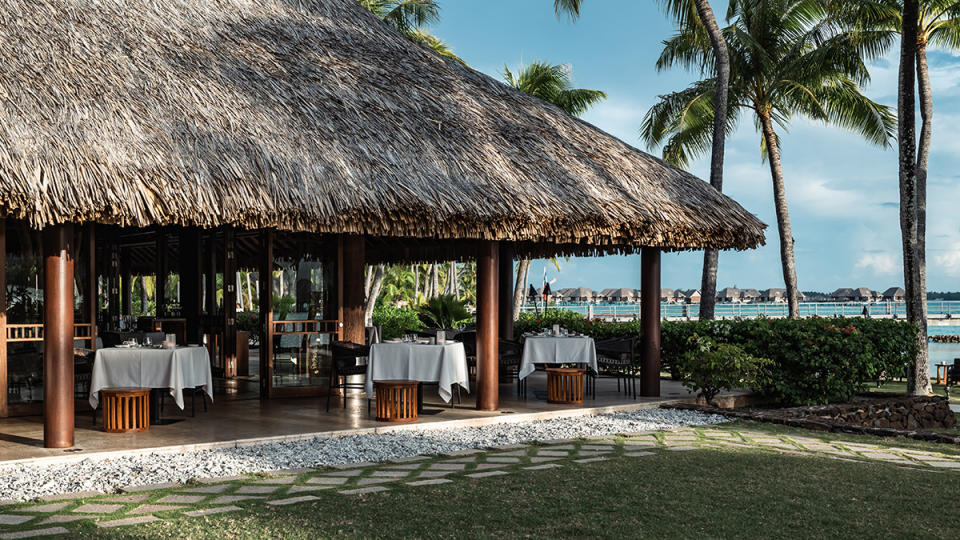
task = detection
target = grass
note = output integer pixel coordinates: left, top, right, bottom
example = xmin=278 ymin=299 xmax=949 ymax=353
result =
xmin=73 ymin=421 xmax=960 ymax=540
xmin=867 ymin=380 xmax=960 ymax=403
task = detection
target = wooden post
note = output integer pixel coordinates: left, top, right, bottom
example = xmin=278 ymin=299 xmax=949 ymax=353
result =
xmin=205 ymin=232 xmax=217 ymax=315
xmin=0 ymin=218 xmax=7 ymax=418
xmin=498 ymin=244 xmax=514 ymax=341
xmin=43 ymin=223 xmax=75 ymax=448
xmin=180 ymin=228 xmax=202 ymax=344
xmin=88 ymin=226 xmax=97 ymax=350
xmin=476 ymin=240 xmax=499 ymax=410
xmin=640 ymin=247 xmax=661 ymax=397
xmin=259 ymin=230 xmax=274 ymax=399
xmin=120 ymin=251 xmax=131 ymax=317
xmin=223 ymin=227 xmax=237 ymax=377
xmin=156 ymin=230 xmax=168 ymax=318
xmin=339 ymin=235 xmax=365 ymax=345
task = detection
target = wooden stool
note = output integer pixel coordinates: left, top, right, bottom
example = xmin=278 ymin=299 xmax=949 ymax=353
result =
xmin=546 ymin=368 xmax=585 ymax=404
xmin=374 ymin=380 xmax=418 ymax=423
xmin=101 ymin=388 xmax=151 ymax=433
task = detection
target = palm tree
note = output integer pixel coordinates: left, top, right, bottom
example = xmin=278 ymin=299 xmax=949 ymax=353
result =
xmin=555 ymin=0 xmax=731 ymax=322
xmin=642 ymin=0 xmax=896 ymax=317
xmin=502 ymin=61 xmax=606 ymax=320
xmin=829 ymin=0 xmax=958 ymax=394
xmin=358 ymin=0 xmax=464 ymax=63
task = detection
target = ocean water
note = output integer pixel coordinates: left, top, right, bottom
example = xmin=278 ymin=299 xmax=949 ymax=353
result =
xmin=929 ymin=326 xmax=960 ymax=377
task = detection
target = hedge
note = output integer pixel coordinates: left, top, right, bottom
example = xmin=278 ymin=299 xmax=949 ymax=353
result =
xmin=516 ymin=311 xmax=918 ymax=405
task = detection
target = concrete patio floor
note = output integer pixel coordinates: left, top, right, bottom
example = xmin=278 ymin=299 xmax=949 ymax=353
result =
xmin=0 ymin=375 xmax=696 ymax=464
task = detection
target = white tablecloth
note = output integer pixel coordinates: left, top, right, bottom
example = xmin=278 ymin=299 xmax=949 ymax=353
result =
xmin=519 ymin=336 xmax=598 ymax=379
xmin=365 ymin=342 xmax=469 ymax=403
xmin=90 ymin=346 xmax=214 ymax=409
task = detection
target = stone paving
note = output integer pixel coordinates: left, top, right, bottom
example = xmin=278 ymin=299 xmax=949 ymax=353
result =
xmin=0 ymin=426 xmax=958 ymax=537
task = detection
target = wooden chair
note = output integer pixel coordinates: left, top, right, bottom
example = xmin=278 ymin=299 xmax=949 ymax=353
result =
xmin=327 ymin=341 xmax=371 ymax=413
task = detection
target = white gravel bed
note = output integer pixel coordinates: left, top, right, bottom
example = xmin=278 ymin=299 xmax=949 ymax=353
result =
xmin=0 ymin=409 xmax=725 ymax=502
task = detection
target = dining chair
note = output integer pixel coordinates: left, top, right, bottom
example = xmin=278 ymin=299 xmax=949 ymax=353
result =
xmin=327 ymin=341 xmax=371 ymax=413
xmin=499 ymin=338 xmax=525 ymax=398
xmin=593 ymin=336 xmax=638 ymax=399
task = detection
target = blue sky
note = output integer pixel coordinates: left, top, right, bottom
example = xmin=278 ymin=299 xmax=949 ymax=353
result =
xmin=432 ymin=0 xmax=960 ymax=293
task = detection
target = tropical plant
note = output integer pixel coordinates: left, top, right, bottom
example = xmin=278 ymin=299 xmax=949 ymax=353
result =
xmin=642 ymin=0 xmax=896 ymax=318
xmin=502 ymin=60 xmax=605 ymax=320
xmin=417 ymin=294 xmax=472 ymax=329
xmin=827 ymin=0 xmax=958 ymax=394
xmin=676 ymin=334 xmax=770 ymax=406
xmin=556 ymin=0 xmax=731 ymax=323
xmin=372 ymin=304 xmax=424 ymax=340
xmin=358 ymin=0 xmax=464 ymax=63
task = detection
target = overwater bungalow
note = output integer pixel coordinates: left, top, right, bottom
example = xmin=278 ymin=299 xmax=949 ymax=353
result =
xmin=717 ymin=288 xmax=742 ymax=303
xmin=882 ymin=287 xmax=905 ymax=302
xmin=0 ymin=0 xmax=764 ymax=452
xmin=685 ymin=290 xmax=702 ymax=304
xmin=607 ymin=288 xmax=638 ymax=304
xmin=660 ymin=289 xmax=676 ymax=303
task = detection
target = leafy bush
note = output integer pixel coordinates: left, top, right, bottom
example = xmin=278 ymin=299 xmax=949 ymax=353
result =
xmin=661 ymin=317 xmax=918 ymax=405
xmin=676 ymin=335 xmax=770 ymax=406
xmin=372 ymin=304 xmax=423 ymax=340
xmin=417 ymin=295 xmax=472 ymax=329
xmin=517 ymin=312 xmax=918 ymax=405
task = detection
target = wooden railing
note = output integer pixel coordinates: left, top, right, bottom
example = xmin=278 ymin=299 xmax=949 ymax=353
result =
xmin=6 ymin=323 xmax=94 ymax=343
xmin=272 ymin=319 xmax=340 ymax=336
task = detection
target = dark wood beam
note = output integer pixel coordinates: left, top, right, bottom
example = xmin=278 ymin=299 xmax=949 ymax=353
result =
xmin=156 ymin=230 xmax=168 ymax=317
xmin=223 ymin=227 xmax=237 ymax=377
xmin=339 ymin=235 xmax=365 ymax=345
xmin=498 ymin=244 xmax=514 ymax=341
xmin=259 ymin=230 xmax=274 ymax=399
xmin=640 ymin=247 xmax=661 ymax=397
xmin=180 ymin=228 xmax=202 ymax=344
xmin=0 ymin=218 xmax=7 ymax=418
xmin=43 ymin=223 xmax=75 ymax=448
xmin=476 ymin=240 xmax=499 ymax=410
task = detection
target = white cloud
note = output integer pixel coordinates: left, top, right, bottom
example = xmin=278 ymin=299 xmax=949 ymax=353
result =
xmin=855 ymin=252 xmax=899 ymax=275
xmin=934 ymin=245 xmax=960 ymax=277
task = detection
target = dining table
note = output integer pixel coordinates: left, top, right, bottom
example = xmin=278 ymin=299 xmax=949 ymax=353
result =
xmin=365 ymin=341 xmax=469 ymax=403
xmin=90 ymin=345 xmax=214 ymax=422
xmin=518 ymin=334 xmax=598 ymax=380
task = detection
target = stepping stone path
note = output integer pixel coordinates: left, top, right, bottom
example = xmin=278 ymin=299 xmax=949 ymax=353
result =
xmin=0 ymin=426 xmax=957 ymax=537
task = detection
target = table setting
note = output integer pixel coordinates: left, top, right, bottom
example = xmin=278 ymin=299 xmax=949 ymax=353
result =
xmin=519 ymin=325 xmax=598 ymax=380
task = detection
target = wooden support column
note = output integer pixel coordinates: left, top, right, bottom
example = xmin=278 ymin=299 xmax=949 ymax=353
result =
xmin=259 ymin=230 xmax=274 ymax=399
xmin=156 ymin=230 xmax=168 ymax=318
xmin=476 ymin=240 xmax=499 ymax=411
xmin=339 ymin=235 xmax=365 ymax=345
xmin=498 ymin=244 xmax=514 ymax=341
xmin=223 ymin=227 xmax=237 ymax=377
xmin=108 ymin=234 xmax=121 ymax=327
xmin=88 ymin=226 xmax=97 ymax=350
xmin=640 ymin=247 xmax=661 ymax=398
xmin=0 ymin=218 xmax=7 ymax=418
xmin=180 ymin=229 xmax=202 ymax=344
xmin=120 ymin=253 xmax=131 ymax=317
xmin=43 ymin=223 xmax=75 ymax=448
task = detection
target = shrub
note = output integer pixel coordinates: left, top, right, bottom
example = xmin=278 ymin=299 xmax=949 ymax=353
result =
xmin=661 ymin=317 xmax=918 ymax=405
xmin=417 ymin=295 xmax=472 ymax=329
xmin=518 ymin=313 xmax=918 ymax=405
xmin=372 ymin=304 xmax=423 ymax=340
xmin=676 ymin=335 xmax=770 ymax=406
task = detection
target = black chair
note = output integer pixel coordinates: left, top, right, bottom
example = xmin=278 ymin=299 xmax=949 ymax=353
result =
xmin=100 ymin=332 xmax=123 ymax=349
xmin=327 ymin=341 xmax=371 ymax=413
xmin=74 ymin=349 xmax=96 ymax=424
xmin=458 ymin=330 xmax=477 ymax=377
xmin=593 ymin=336 xmax=638 ymax=399
xmin=499 ymin=339 xmax=525 ymax=397
xmin=946 ymin=358 xmax=960 ymax=398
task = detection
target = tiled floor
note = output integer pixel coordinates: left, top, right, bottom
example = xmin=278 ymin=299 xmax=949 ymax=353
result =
xmin=0 ymin=374 xmax=696 ymax=462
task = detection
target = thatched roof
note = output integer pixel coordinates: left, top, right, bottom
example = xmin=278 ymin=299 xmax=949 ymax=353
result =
xmin=0 ymin=0 xmax=765 ymax=256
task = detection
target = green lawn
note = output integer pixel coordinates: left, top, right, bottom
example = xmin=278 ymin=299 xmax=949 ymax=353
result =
xmin=75 ymin=421 xmax=960 ymax=540
xmin=868 ymin=380 xmax=960 ymax=404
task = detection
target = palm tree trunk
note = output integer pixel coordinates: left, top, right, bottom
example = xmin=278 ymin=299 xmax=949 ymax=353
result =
xmin=140 ymin=275 xmax=149 ymax=315
xmin=431 ymin=264 xmax=440 ymax=299
xmin=450 ymin=262 xmax=460 ymax=299
xmin=512 ymin=259 xmax=531 ymax=321
xmin=363 ymin=264 xmax=385 ymax=326
xmin=693 ymin=0 xmax=729 ymax=321
xmin=900 ymin=1 xmax=931 ymax=395
xmin=758 ymin=112 xmax=800 ymax=318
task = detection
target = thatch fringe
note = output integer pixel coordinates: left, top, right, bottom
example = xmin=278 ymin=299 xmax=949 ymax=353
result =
xmin=0 ymin=0 xmax=765 ymax=252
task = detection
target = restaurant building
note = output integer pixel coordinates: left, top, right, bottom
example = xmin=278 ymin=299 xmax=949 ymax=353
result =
xmin=0 ymin=0 xmax=765 ymax=449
